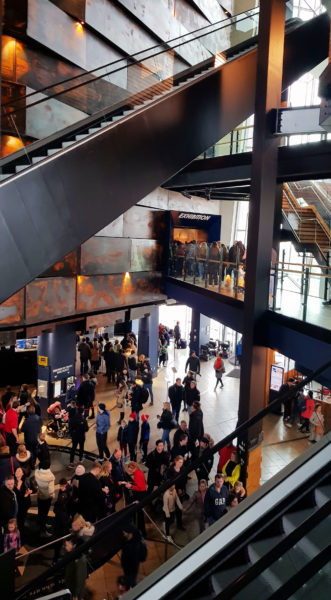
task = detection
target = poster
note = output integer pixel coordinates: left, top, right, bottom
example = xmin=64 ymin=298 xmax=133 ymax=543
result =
xmin=270 ymin=364 xmax=284 ymax=392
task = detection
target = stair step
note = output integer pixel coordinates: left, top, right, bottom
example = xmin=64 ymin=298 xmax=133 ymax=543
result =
xmin=283 ymin=512 xmax=331 ymax=559
xmin=99 ymin=121 xmax=112 ymax=127
xmin=248 ymin=535 xmax=283 ymax=563
xmin=15 ymin=165 xmax=28 ymax=173
xmin=112 ymin=115 xmax=122 ymax=121
xmin=75 ymin=134 xmax=89 ymax=141
xmin=0 ymin=173 xmax=12 ymax=181
xmin=62 ymin=140 xmax=75 ymax=148
xmin=232 ymin=575 xmax=273 ymax=600
xmin=289 ymin=567 xmax=331 ymax=599
xmin=88 ymin=127 xmax=101 ymax=134
xmin=211 ymin=564 xmax=248 ymax=594
xmin=315 ymin=484 xmax=331 ymax=507
xmin=47 ymin=148 xmax=61 ymax=156
xmin=31 ymin=155 xmax=45 ymax=164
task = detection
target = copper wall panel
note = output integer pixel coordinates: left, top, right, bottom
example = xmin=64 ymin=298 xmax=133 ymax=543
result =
xmin=81 ymin=237 xmax=130 ymax=275
xmin=77 ymin=272 xmax=164 ymax=312
xmin=26 ymin=278 xmax=75 ymax=322
xmin=40 ymin=250 xmax=78 ymax=277
xmin=123 ymin=206 xmax=166 ymax=240
xmin=0 ymin=290 xmax=24 ymax=326
xmin=130 ymin=239 xmax=162 ymax=272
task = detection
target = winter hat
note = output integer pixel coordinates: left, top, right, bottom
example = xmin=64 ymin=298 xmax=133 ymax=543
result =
xmin=98 ymin=403 xmax=106 ymax=411
xmin=141 ymin=414 xmax=149 ymax=422
xmin=129 ymin=412 xmax=136 ymax=419
xmin=75 ymin=464 xmax=86 ymax=476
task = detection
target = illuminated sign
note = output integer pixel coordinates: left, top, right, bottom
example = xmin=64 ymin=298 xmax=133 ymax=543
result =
xmin=38 ymin=355 xmax=48 ymax=367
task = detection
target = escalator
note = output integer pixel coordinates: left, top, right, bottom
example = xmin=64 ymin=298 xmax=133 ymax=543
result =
xmin=0 ymin=11 xmax=329 ymax=303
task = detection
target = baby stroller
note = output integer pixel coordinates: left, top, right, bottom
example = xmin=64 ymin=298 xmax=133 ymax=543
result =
xmin=46 ymin=401 xmax=70 ymax=438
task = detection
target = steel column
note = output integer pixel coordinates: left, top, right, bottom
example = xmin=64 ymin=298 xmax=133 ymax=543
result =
xmin=238 ymin=1 xmax=287 ymax=442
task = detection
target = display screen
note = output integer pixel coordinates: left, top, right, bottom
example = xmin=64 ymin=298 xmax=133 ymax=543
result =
xmin=38 ymin=379 xmax=48 ymax=398
xmin=270 ymin=365 xmax=284 ymax=392
xmin=54 ymin=380 xmax=62 ymax=397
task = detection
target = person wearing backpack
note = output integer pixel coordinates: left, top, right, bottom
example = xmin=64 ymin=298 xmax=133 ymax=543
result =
xmin=121 ymin=523 xmax=147 ymax=588
xmin=213 ymin=353 xmax=225 ymax=390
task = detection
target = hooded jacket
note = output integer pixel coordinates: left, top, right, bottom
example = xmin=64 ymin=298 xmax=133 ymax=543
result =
xmin=35 ymin=467 xmax=55 ymax=500
xmin=96 ymin=410 xmax=110 ymax=434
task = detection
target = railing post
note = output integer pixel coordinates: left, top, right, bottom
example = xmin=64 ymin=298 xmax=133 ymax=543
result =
xmin=218 ymin=246 xmax=223 ymax=293
xmin=193 ymin=244 xmax=197 ymax=284
xmin=183 ymin=251 xmax=187 ymax=282
xmin=234 ymin=246 xmax=240 ymax=299
xmin=323 ymin=250 xmax=330 ymax=304
xmin=272 ymin=262 xmax=279 ymax=311
xmin=280 ymin=249 xmax=285 ymax=292
xmin=205 ymin=246 xmax=209 ymax=289
xmin=302 ymin=267 xmax=309 ymax=322
xmin=300 ymin=250 xmax=306 ymax=295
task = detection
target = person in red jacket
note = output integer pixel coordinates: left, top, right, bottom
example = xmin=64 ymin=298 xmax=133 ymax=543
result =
xmin=4 ymin=400 xmax=20 ymax=456
xmin=217 ymin=442 xmax=237 ymax=473
xmin=125 ymin=462 xmax=146 ymax=536
xmin=298 ymin=390 xmax=315 ymax=433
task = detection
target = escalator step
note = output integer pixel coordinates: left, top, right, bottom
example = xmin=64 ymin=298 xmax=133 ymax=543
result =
xmin=289 ymin=568 xmax=331 ymax=599
xmin=88 ymin=127 xmax=101 ymax=134
xmin=47 ymin=148 xmax=60 ymax=155
xmin=62 ymin=140 xmax=75 ymax=148
xmin=232 ymin=575 xmax=273 ymax=600
xmin=282 ymin=509 xmax=315 ymax=534
xmin=0 ymin=173 xmax=12 ymax=180
xmin=32 ymin=156 xmax=45 ymax=164
xmin=75 ymin=134 xmax=89 ymax=141
xmin=15 ymin=165 xmax=28 ymax=173
xmin=283 ymin=514 xmax=331 ymax=559
xmin=248 ymin=535 xmax=283 ymax=563
xmin=315 ymin=485 xmax=331 ymax=508
xmin=211 ymin=564 xmax=248 ymax=594
xmin=99 ymin=121 xmax=112 ymax=127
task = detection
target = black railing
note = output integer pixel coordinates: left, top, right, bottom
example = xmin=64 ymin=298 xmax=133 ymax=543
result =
xmin=13 ymin=357 xmax=331 ymax=599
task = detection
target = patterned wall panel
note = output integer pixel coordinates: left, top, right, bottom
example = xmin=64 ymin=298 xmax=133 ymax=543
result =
xmin=0 ymin=290 xmax=25 ymax=326
xmin=25 ymin=278 xmax=76 ymax=322
xmin=123 ymin=206 xmax=166 ymax=239
xmin=130 ymin=239 xmax=162 ymax=272
xmin=40 ymin=250 xmax=78 ymax=277
xmin=76 ymin=272 xmax=164 ymax=312
xmin=80 ymin=237 xmax=130 ymax=275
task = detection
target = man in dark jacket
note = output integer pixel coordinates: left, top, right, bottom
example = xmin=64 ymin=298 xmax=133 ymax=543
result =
xmin=69 ymin=407 xmax=88 ymax=467
xmin=78 ymin=338 xmax=91 ymax=375
xmin=1 ymin=385 xmax=13 ymax=411
xmin=195 ymin=437 xmax=213 ymax=482
xmin=185 ymin=381 xmax=200 ymax=414
xmin=104 ymin=343 xmax=116 ymax=384
xmin=22 ymin=405 xmax=42 ymax=466
xmin=76 ymin=373 xmax=94 ymax=417
xmin=121 ymin=523 xmax=145 ymax=588
xmin=127 ymin=413 xmax=139 ymax=461
xmin=189 ymin=401 xmax=204 ymax=459
xmin=204 ymin=473 xmax=228 ymax=525
xmin=168 ymin=378 xmax=184 ymax=422
xmin=0 ymin=475 xmax=18 ymax=528
xmin=185 ymin=351 xmax=200 ymax=377
xmin=77 ymin=461 xmax=104 ymax=522
xmin=115 ymin=350 xmax=128 ymax=376
xmin=129 ymin=383 xmax=144 ymax=420
xmin=174 ymin=321 xmax=181 ymax=348
xmin=146 ymin=440 xmax=170 ymax=495
xmin=171 ymin=432 xmax=189 ymax=461
xmin=142 ymin=364 xmax=154 ymax=406
xmin=111 ymin=447 xmax=128 ymax=501
xmin=37 ymin=433 xmax=50 ymax=468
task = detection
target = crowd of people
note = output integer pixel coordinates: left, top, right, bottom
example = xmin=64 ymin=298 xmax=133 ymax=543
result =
xmin=169 ymin=240 xmax=246 ymax=287
xmin=279 ymin=377 xmax=325 ymax=442
xmin=0 ymin=328 xmax=325 ymax=596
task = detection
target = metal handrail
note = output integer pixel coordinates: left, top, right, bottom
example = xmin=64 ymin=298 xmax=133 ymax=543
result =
xmin=2 ymin=9 xmax=260 ymax=118
xmin=1 ymin=7 xmax=259 ymax=113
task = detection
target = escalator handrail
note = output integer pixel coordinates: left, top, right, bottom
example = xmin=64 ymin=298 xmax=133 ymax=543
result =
xmin=1 ymin=8 xmax=259 ymax=116
xmin=215 ymin=498 xmax=331 ymax=599
xmin=14 ymin=358 xmax=331 ymax=599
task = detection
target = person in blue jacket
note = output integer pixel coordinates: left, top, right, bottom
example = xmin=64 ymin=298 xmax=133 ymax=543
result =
xmin=204 ymin=473 xmax=228 ymax=526
xmin=139 ymin=415 xmax=150 ymax=463
xmin=96 ymin=403 xmax=110 ymax=461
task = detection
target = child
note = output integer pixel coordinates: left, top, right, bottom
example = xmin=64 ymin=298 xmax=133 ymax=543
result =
xmin=4 ymin=518 xmax=21 ymax=553
xmin=140 ymin=415 xmax=150 ymax=463
xmin=117 ymin=419 xmax=128 ymax=462
xmin=163 ymin=484 xmax=185 ymax=541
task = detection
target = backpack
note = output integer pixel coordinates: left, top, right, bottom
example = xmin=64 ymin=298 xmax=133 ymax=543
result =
xmin=138 ymin=537 xmax=148 ymax=562
xmin=141 ymin=387 xmax=149 ymax=404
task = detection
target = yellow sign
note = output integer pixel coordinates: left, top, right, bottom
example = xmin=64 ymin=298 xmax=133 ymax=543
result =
xmin=38 ymin=356 xmax=48 ymax=367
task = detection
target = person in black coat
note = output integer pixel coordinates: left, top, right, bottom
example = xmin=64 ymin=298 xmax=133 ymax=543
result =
xmin=37 ymin=433 xmax=50 ymax=469
xmin=76 ymin=374 xmax=94 ymax=417
xmin=0 ymin=475 xmax=17 ymax=528
xmin=77 ymin=462 xmax=104 ymax=523
xmin=185 ymin=381 xmax=200 ymax=414
xmin=129 ymin=384 xmax=144 ymax=420
xmin=1 ymin=386 xmax=13 ymax=411
xmin=115 ymin=350 xmax=128 ymax=376
xmin=146 ymin=440 xmax=170 ymax=495
xmin=189 ymin=401 xmax=204 ymax=459
xmin=185 ymin=351 xmax=200 ymax=376
xmin=69 ymin=407 xmax=88 ymax=467
xmin=21 ymin=406 xmax=42 ymax=467
xmin=111 ymin=448 xmax=128 ymax=501
xmin=104 ymin=344 xmax=116 ymax=384
xmin=53 ymin=478 xmax=73 ymax=561
xmin=121 ymin=523 xmax=144 ymax=588
xmin=157 ymin=403 xmax=175 ymax=452
xmin=127 ymin=414 xmax=139 ymax=461
xmin=14 ymin=467 xmax=32 ymax=535
xmin=171 ymin=432 xmax=189 ymax=462
xmin=168 ymin=378 xmax=184 ymax=423
xmin=195 ymin=437 xmax=213 ymax=482
xmin=182 ymin=372 xmax=195 ymax=411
